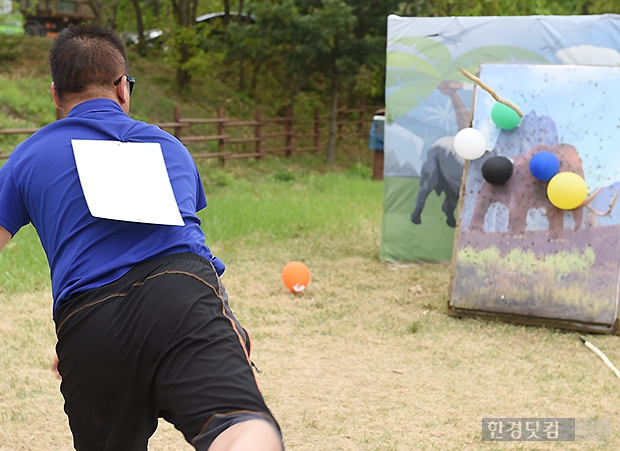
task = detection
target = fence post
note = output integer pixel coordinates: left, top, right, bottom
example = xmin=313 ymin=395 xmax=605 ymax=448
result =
xmin=314 ymin=108 xmax=320 ymax=149
xmin=337 ymin=99 xmax=343 ymax=140
xmin=255 ymin=108 xmax=262 ymax=159
xmin=218 ymin=107 xmax=226 ymax=165
xmin=173 ymin=106 xmax=183 ymax=140
xmin=285 ymin=107 xmax=293 ymax=157
xmin=358 ymin=98 xmax=365 ymax=135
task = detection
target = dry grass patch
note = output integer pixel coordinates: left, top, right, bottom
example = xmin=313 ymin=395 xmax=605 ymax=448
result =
xmin=1 ymin=226 xmax=619 ymax=450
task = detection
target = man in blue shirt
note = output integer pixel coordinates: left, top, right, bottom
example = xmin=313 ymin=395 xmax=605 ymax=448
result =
xmin=0 ymin=25 xmax=282 ymax=451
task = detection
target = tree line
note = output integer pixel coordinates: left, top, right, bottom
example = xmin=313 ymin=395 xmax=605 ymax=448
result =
xmin=85 ymin=0 xmax=620 ymax=162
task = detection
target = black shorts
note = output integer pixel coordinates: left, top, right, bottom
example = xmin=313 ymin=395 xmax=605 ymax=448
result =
xmin=54 ymin=253 xmax=281 ymax=451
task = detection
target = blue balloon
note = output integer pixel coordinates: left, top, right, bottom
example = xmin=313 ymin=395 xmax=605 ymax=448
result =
xmin=529 ymin=151 xmax=560 ymax=181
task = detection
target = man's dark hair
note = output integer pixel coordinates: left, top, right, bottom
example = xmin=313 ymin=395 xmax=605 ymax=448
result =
xmin=49 ymin=24 xmax=129 ymax=99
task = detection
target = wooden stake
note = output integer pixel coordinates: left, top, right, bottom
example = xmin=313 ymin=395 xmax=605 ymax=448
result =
xmin=579 ymin=336 xmax=620 ymax=379
xmin=458 ymin=67 xmax=523 ymax=118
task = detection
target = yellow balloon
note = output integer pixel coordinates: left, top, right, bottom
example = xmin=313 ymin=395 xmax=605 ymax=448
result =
xmin=547 ymin=172 xmax=588 ymax=210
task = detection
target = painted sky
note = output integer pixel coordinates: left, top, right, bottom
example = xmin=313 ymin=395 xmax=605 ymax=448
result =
xmin=473 ymin=63 xmax=620 ymax=187
xmin=387 ymin=14 xmax=620 ymax=62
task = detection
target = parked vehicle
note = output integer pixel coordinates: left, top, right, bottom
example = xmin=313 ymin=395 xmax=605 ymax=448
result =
xmin=123 ymin=12 xmax=255 ymax=48
xmin=19 ymin=0 xmax=93 ymax=37
xmin=123 ymin=29 xmax=164 ymax=47
xmin=195 ymin=11 xmax=255 ymax=25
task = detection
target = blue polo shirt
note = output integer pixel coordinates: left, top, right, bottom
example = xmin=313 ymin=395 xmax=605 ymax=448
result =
xmin=0 ymin=99 xmax=225 ymax=313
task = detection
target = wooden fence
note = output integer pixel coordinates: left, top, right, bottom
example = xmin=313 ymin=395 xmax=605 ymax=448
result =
xmin=0 ymin=101 xmax=382 ymax=162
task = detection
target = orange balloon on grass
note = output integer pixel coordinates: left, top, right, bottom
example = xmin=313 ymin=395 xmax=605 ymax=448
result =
xmin=281 ymin=261 xmax=311 ymax=293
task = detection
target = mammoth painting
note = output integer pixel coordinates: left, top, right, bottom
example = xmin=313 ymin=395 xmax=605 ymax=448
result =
xmin=450 ymin=62 xmax=620 ymax=333
xmin=470 ymin=143 xmax=583 ymax=240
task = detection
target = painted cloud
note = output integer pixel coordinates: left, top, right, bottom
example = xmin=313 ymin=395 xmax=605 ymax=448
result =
xmin=556 ymin=45 xmax=620 ymax=65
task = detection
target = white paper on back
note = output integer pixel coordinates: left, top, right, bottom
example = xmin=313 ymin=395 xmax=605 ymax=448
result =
xmin=71 ymin=140 xmax=184 ymax=226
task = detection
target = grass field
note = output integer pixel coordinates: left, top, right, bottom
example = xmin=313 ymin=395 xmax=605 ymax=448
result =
xmin=1 ymin=35 xmax=619 ymax=451
xmin=1 ymin=150 xmax=619 ymax=450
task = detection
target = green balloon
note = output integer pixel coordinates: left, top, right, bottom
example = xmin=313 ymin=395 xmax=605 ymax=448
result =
xmin=491 ymin=101 xmax=521 ymax=130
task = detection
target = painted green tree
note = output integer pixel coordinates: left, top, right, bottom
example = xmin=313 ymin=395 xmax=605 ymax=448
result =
xmin=386 ymin=37 xmax=549 ymax=119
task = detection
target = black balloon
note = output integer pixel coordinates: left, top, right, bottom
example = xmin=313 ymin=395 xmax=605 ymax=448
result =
xmin=481 ymin=156 xmax=513 ymax=185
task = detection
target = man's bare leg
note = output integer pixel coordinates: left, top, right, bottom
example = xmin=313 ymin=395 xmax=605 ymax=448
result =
xmin=207 ymin=419 xmax=283 ymax=451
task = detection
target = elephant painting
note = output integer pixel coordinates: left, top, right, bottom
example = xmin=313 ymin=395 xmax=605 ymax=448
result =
xmin=469 ymin=143 xmax=585 ymax=240
xmin=411 ymin=136 xmax=464 ymax=227
xmin=411 ymin=80 xmax=469 ymax=228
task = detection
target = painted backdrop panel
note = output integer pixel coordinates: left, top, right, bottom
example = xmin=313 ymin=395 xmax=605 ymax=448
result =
xmin=382 ymin=14 xmax=620 ymax=263
xmin=450 ymin=63 xmax=620 ymax=333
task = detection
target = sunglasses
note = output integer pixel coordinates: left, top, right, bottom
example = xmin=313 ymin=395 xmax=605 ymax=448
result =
xmin=113 ymin=75 xmax=136 ymax=95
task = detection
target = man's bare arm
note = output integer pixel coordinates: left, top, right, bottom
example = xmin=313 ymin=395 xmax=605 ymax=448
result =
xmin=0 ymin=226 xmax=10 ymax=252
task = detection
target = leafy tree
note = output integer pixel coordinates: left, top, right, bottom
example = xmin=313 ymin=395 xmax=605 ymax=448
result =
xmin=293 ymin=0 xmax=401 ymax=162
xmin=170 ymin=0 xmax=196 ymax=26
xmin=164 ymin=0 xmax=243 ymax=87
xmin=338 ymin=0 xmax=397 ymax=106
xmin=299 ymin=0 xmax=359 ymax=163
xmin=87 ymin=0 xmax=134 ymax=28
xmin=243 ymin=0 xmax=398 ymax=163
xmin=242 ymin=1 xmax=303 ymax=102
xmin=167 ymin=0 xmax=198 ymax=86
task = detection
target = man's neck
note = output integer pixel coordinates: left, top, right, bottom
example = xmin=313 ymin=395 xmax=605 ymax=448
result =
xmin=61 ymin=93 xmax=121 ymax=115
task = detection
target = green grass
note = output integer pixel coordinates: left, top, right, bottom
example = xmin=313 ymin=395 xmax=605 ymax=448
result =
xmin=0 ymin=79 xmax=54 ymax=123
xmin=0 ymin=224 xmax=49 ymax=295
xmin=0 ymin=154 xmax=381 ymax=296
xmin=200 ymin=165 xmax=379 ymax=243
xmin=381 ymin=177 xmax=456 ymax=262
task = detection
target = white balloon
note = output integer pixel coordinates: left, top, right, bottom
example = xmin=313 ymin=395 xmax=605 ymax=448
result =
xmin=453 ymin=127 xmax=487 ymax=160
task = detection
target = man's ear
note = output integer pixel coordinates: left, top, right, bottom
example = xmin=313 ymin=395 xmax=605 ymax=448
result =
xmin=115 ymin=76 xmax=130 ymax=107
xmin=50 ymin=82 xmax=62 ymax=109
